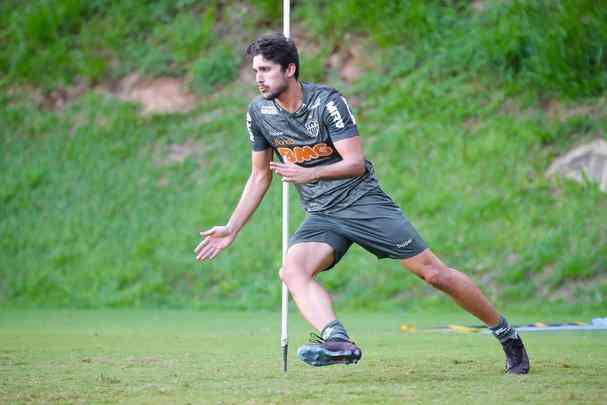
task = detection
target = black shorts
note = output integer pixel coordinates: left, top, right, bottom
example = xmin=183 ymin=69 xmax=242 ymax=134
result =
xmin=289 ymin=188 xmax=427 ymax=270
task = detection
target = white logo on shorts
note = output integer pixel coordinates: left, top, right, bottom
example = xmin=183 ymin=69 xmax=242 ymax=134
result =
xmin=397 ymin=239 xmax=413 ymax=248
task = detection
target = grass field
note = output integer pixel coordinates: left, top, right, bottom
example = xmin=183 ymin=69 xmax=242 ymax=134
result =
xmin=1 ymin=310 xmax=606 ymax=404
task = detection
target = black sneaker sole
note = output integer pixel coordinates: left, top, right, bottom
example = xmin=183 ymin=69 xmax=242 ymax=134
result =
xmin=297 ymin=345 xmax=362 ymax=367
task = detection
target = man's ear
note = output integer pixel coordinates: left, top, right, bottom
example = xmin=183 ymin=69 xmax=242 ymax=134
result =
xmin=286 ymin=63 xmax=297 ymax=79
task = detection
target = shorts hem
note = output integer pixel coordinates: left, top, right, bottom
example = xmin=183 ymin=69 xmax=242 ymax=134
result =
xmin=378 ymin=247 xmax=428 ymax=261
xmin=288 ymin=237 xmax=342 ymax=271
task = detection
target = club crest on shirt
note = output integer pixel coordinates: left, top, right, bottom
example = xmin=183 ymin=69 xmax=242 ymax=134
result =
xmin=305 ymin=120 xmax=320 ymax=138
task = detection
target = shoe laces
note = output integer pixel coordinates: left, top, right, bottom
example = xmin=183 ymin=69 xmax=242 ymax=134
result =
xmin=308 ymin=332 xmax=356 ymax=345
xmin=308 ymin=332 xmax=326 ymax=344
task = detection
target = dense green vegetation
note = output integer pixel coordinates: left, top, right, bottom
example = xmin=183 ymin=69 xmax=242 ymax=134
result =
xmin=1 ymin=0 xmax=606 ymax=310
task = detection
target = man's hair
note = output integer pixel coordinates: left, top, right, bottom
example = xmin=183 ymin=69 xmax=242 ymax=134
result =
xmin=246 ymin=33 xmax=300 ymax=80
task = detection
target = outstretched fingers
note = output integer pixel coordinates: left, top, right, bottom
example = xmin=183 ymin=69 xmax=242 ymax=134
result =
xmin=194 ymin=237 xmax=208 ymax=254
xmin=195 ymin=226 xmax=232 ymax=262
xmin=194 ymin=231 xmax=215 ymax=261
xmin=196 ymin=242 xmax=216 ymax=261
xmin=208 ymin=247 xmax=221 ymax=260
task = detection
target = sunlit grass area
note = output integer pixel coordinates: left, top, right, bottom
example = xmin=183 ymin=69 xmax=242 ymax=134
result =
xmin=1 ymin=310 xmax=606 ymax=404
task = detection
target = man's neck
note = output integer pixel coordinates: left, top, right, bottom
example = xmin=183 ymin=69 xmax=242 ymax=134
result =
xmin=275 ymin=80 xmax=303 ymax=113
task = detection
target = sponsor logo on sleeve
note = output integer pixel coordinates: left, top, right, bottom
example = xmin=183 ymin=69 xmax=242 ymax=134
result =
xmin=261 ymin=105 xmax=278 ymax=115
xmin=305 ymin=120 xmax=320 ymax=138
xmin=326 ymin=101 xmax=344 ymax=128
xmin=341 ymin=96 xmax=357 ymax=125
xmin=246 ymin=112 xmax=255 ymax=142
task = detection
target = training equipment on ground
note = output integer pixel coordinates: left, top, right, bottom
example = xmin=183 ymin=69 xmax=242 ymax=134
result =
xmin=280 ymin=0 xmax=290 ymax=374
xmin=399 ymin=318 xmax=607 ymax=334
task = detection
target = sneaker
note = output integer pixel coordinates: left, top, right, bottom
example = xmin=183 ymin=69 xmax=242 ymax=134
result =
xmin=297 ymin=333 xmax=362 ymax=367
xmin=502 ymin=335 xmax=530 ymax=374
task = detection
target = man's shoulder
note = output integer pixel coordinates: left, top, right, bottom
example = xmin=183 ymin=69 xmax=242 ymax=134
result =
xmin=303 ymin=81 xmax=340 ymax=99
xmin=248 ymin=96 xmax=280 ymax=117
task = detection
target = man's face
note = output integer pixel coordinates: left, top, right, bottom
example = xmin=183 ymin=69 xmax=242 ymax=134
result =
xmin=252 ymin=55 xmax=289 ymax=100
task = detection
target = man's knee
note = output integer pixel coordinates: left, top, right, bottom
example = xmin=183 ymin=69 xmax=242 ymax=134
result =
xmin=279 ymin=243 xmax=334 ymax=284
xmin=279 ymin=262 xmax=309 ymax=285
xmin=418 ymin=263 xmax=451 ymax=289
xmin=401 ymin=250 xmax=452 ymax=289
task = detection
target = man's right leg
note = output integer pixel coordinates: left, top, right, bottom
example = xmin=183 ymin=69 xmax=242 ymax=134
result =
xmin=279 ymin=242 xmax=362 ymax=366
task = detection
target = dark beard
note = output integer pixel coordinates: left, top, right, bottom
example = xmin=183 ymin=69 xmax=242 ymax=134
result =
xmin=263 ymin=81 xmax=289 ymax=100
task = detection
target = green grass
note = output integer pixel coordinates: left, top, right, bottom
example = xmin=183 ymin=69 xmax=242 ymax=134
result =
xmin=1 ymin=310 xmax=606 ymax=404
xmin=2 ymin=77 xmax=605 ymax=310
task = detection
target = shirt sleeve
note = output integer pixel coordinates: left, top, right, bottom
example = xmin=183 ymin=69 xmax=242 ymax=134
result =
xmin=246 ymin=106 xmax=270 ymax=151
xmin=321 ymin=92 xmax=358 ymax=142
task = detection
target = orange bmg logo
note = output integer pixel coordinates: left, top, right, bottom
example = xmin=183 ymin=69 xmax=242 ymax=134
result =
xmin=277 ymin=143 xmax=333 ymax=163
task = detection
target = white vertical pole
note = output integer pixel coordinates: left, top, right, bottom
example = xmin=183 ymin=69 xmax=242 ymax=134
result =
xmin=280 ymin=0 xmax=290 ymax=374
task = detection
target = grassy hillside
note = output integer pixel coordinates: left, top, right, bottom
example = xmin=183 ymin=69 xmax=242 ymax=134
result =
xmin=1 ymin=0 xmax=606 ymax=310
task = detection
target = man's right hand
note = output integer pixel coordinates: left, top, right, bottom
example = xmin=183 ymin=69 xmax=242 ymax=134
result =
xmin=195 ymin=226 xmax=236 ymax=262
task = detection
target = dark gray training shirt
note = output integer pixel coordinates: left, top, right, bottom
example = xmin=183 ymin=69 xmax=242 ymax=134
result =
xmin=247 ymin=81 xmax=379 ymax=213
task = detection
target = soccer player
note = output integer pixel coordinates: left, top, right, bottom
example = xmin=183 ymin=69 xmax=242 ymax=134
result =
xmin=195 ymin=33 xmax=530 ymax=374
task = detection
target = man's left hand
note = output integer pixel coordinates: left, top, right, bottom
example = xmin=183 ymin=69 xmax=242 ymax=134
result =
xmin=269 ymin=161 xmax=318 ymax=184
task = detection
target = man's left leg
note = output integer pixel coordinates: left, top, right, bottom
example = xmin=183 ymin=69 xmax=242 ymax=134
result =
xmin=400 ymin=249 xmax=530 ymax=375
xmin=280 ymin=242 xmax=362 ymax=367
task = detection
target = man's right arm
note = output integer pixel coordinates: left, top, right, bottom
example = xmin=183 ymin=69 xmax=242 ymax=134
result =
xmin=195 ymin=148 xmax=273 ymax=262
xmin=226 ymin=148 xmax=273 ymax=235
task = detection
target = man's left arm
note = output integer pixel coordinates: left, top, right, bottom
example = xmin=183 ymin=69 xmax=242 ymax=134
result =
xmin=269 ymin=92 xmax=365 ymax=183
xmin=269 ymin=137 xmax=365 ymax=183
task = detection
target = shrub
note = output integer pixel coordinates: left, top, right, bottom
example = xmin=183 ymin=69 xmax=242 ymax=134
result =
xmin=475 ymin=0 xmax=607 ymax=97
xmin=190 ymin=46 xmax=241 ymax=95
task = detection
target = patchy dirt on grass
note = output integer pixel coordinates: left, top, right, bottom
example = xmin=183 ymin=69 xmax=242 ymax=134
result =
xmin=14 ymin=81 xmax=89 ymax=111
xmin=499 ymin=96 xmax=607 ymax=123
xmin=548 ymin=274 xmax=607 ymax=303
xmin=100 ymin=73 xmax=199 ymax=115
xmin=541 ymin=98 xmax=607 ymax=122
xmin=471 ymin=1 xmax=488 ymax=12
xmin=535 ymin=264 xmax=607 ymax=303
xmin=292 ymin=27 xmax=374 ymax=89
xmin=153 ymin=138 xmax=203 ymax=167
xmin=18 ymin=30 xmax=375 ymax=115
xmin=326 ymin=41 xmax=371 ymax=85
xmin=80 ymin=356 xmax=116 ymax=365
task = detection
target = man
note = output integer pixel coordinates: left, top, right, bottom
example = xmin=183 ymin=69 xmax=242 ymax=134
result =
xmin=195 ymin=33 xmax=530 ymax=374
